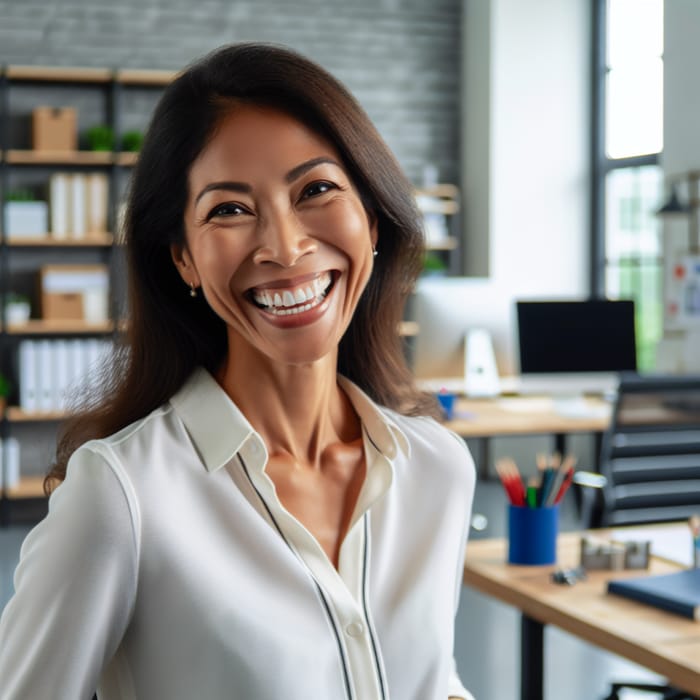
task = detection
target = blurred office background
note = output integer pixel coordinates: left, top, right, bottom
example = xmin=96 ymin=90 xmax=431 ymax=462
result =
xmin=1 ymin=0 xmax=698 ymax=698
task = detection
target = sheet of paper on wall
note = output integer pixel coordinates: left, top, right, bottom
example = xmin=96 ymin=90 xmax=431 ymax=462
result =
xmin=665 ymin=254 xmax=700 ymax=331
xmin=610 ymin=523 xmax=693 ymax=567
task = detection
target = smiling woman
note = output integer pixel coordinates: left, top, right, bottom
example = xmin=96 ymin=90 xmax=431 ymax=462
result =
xmin=0 ymin=44 xmax=476 ymax=700
xmin=173 ymin=105 xmax=378 ymax=368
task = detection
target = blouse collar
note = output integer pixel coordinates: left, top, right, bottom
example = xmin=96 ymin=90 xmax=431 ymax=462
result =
xmin=169 ymin=367 xmax=410 ymax=474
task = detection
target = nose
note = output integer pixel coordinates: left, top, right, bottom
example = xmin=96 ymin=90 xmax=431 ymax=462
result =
xmin=252 ymin=209 xmax=317 ymax=267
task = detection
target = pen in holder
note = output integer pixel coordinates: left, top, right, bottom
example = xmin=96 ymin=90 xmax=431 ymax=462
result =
xmin=508 ymin=503 xmax=559 ymax=565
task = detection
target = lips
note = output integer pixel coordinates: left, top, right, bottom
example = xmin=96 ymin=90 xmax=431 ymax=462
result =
xmin=248 ymin=271 xmax=335 ymax=317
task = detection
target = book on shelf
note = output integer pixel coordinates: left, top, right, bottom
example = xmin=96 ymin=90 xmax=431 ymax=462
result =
xmin=18 ymin=339 xmax=38 ymax=412
xmin=49 ymin=173 xmax=70 ymax=238
xmin=37 ymin=339 xmax=54 ymax=412
xmin=17 ymin=338 xmax=112 ymax=414
xmin=608 ymin=567 xmax=700 ymax=620
xmin=86 ymin=172 xmax=109 ymax=234
xmin=49 ymin=171 xmax=109 ymax=239
xmin=70 ymin=173 xmax=87 ymax=238
xmin=52 ymin=339 xmax=70 ymax=412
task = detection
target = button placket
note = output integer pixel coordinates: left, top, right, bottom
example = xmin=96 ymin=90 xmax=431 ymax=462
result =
xmin=345 ymin=621 xmax=365 ymax=638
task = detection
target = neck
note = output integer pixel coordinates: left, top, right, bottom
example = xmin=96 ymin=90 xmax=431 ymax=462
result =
xmin=216 ymin=345 xmax=360 ymax=469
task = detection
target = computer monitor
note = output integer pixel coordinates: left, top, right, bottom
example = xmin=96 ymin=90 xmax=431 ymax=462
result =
xmin=411 ymin=277 xmax=515 ymax=388
xmin=515 ymin=299 xmax=637 ymax=395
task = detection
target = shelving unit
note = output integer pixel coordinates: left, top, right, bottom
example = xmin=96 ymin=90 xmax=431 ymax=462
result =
xmin=0 ymin=64 xmax=173 ymax=523
xmin=425 ymin=237 xmax=459 ymax=252
xmin=3 ymin=474 xmax=44 ymax=498
xmin=5 ymin=233 xmax=114 ymax=247
xmin=402 ymin=184 xmax=462 ymax=344
xmin=5 ymin=407 xmax=68 ymax=422
xmin=4 ymin=320 xmax=115 ymax=334
xmin=415 ymin=183 xmax=461 ymax=277
xmin=0 ymin=63 xmax=461 ymax=524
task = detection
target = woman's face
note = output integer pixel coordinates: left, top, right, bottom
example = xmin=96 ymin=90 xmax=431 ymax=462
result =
xmin=173 ymin=105 xmax=377 ymax=367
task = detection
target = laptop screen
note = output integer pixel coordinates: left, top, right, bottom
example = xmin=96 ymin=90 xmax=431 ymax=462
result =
xmin=516 ymin=299 xmax=637 ymax=374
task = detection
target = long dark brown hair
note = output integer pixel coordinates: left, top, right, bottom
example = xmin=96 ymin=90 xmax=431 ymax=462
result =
xmin=47 ymin=42 xmax=437 ymax=493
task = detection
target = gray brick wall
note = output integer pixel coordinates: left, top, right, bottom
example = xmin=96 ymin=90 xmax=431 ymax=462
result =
xmin=0 ymin=0 xmax=462 ymax=184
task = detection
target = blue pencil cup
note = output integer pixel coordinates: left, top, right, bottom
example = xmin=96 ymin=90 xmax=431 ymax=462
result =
xmin=508 ymin=504 xmax=559 ymax=565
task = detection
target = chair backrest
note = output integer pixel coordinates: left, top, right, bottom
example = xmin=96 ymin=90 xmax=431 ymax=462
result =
xmin=598 ymin=372 xmax=700 ymax=527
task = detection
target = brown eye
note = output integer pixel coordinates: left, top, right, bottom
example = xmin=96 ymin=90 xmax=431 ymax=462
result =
xmin=301 ymin=181 xmax=336 ymax=199
xmin=206 ymin=202 xmax=250 ymax=220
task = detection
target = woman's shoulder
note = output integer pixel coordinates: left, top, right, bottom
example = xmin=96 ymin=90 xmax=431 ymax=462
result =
xmin=79 ymin=399 xmax=168 ymax=448
xmin=78 ymin=366 xmax=217 ymax=458
xmin=71 ymin=401 xmax=176 ymax=484
xmin=379 ymin=404 xmax=458 ymax=441
xmin=379 ymin=407 xmax=474 ymax=470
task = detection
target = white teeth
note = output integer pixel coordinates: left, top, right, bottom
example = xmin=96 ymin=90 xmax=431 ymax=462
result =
xmin=265 ymin=295 xmax=324 ymax=316
xmin=252 ymin=272 xmax=333 ymax=313
xmin=314 ymin=273 xmax=331 ymax=296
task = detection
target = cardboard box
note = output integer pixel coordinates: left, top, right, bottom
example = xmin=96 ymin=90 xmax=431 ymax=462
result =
xmin=39 ymin=264 xmax=109 ymax=321
xmin=32 ymin=106 xmax=77 ymax=151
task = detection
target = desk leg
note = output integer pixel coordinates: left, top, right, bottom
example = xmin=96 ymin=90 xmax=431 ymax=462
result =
xmin=521 ymin=614 xmax=544 ymax=700
xmin=476 ymin=437 xmax=491 ymax=480
xmin=554 ymin=432 xmax=566 ymax=459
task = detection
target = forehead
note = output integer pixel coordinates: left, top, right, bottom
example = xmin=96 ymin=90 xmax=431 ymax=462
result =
xmin=190 ymin=104 xmax=341 ymax=181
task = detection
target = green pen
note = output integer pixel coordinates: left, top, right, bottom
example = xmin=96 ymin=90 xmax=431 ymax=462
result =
xmin=526 ymin=484 xmax=538 ymax=508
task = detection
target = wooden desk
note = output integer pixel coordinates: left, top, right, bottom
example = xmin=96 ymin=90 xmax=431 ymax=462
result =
xmin=463 ymin=529 xmax=700 ymax=700
xmin=444 ymin=396 xmax=611 ymax=478
xmin=446 ymin=396 xmax=611 ymax=437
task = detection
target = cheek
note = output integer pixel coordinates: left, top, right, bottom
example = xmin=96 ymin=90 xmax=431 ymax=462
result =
xmin=319 ymin=202 xmax=373 ymax=256
xmin=194 ymin=235 xmax=249 ymax=283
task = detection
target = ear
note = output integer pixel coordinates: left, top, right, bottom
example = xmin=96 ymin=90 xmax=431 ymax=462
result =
xmin=368 ymin=214 xmax=378 ymax=251
xmin=170 ymin=242 xmax=200 ymax=287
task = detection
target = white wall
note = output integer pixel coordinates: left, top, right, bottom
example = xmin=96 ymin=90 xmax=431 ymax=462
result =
xmin=658 ymin=0 xmax=700 ymax=371
xmin=663 ymin=0 xmax=700 ymax=173
xmin=458 ymin=0 xmax=591 ymax=375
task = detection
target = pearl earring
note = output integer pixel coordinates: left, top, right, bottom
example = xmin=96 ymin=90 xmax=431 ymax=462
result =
xmin=372 ymin=247 xmax=378 ymax=257
xmin=189 ymin=283 xmax=198 ymax=298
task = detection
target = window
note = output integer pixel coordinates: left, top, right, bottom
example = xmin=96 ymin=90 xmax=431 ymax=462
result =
xmin=592 ymin=0 xmax=664 ymax=370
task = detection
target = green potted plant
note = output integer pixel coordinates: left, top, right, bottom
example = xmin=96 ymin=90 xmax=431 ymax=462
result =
xmin=5 ymin=292 xmax=31 ymax=325
xmin=422 ymin=251 xmax=448 ymax=277
xmin=121 ymin=130 xmax=144 ymax=153
xmin=85 ymin=124 xmax=115 ymax=151
xmin=6 ymin=188 xmax=34 ymax=202
xmin=3 ymin=189 xmax=48 ymax=239
xmin=0 ymin=371 xmax=10 ymax=413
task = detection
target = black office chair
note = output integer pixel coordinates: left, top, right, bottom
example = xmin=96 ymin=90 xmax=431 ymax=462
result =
xmin=575 ymin=372 xmax=700 ymax=700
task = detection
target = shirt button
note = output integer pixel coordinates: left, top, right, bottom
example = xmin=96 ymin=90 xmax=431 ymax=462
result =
xmin=345 ymin=621 xmax=364 ymax=638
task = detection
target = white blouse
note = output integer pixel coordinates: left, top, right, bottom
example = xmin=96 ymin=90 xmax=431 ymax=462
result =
xmin=0 ymin=368 xmax=476 ymax=700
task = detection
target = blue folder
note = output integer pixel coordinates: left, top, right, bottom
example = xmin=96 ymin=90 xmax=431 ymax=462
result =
xmin=608 ymin=567 xmax=700 ymax=620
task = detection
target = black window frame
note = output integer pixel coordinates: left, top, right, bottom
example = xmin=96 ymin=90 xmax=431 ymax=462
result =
xmin=590 ymin=0 xmax=661 ymax=296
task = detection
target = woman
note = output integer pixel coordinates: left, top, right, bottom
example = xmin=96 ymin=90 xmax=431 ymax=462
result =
xmin=0 ymin=44 xmax=475 ymax=700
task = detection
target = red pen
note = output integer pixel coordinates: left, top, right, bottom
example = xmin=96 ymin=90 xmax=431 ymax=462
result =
xmin=553 ymin=466 xmax=574 ymax=504
xmin=496 ymin=458 xmax=525 ymax=506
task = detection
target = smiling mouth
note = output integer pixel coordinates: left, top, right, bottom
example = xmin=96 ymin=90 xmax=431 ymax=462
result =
xmin=248 ymin=271 xmax=336 ymax=316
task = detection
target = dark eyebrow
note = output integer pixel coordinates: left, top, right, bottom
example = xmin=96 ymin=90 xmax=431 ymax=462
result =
xmin=193 ymin=157 xmax=341 ymax=206
xmin=285 ymin=156 xmax=342 ymax=184
xmin=194 ymin=181 xmax=251 ymax=206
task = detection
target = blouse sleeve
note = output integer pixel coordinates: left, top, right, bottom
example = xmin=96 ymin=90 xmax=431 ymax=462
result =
xmin=0 ymin=445 xmax=138 ymax=700
xmin=447 ymin=429 xmax=477 ymax=700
